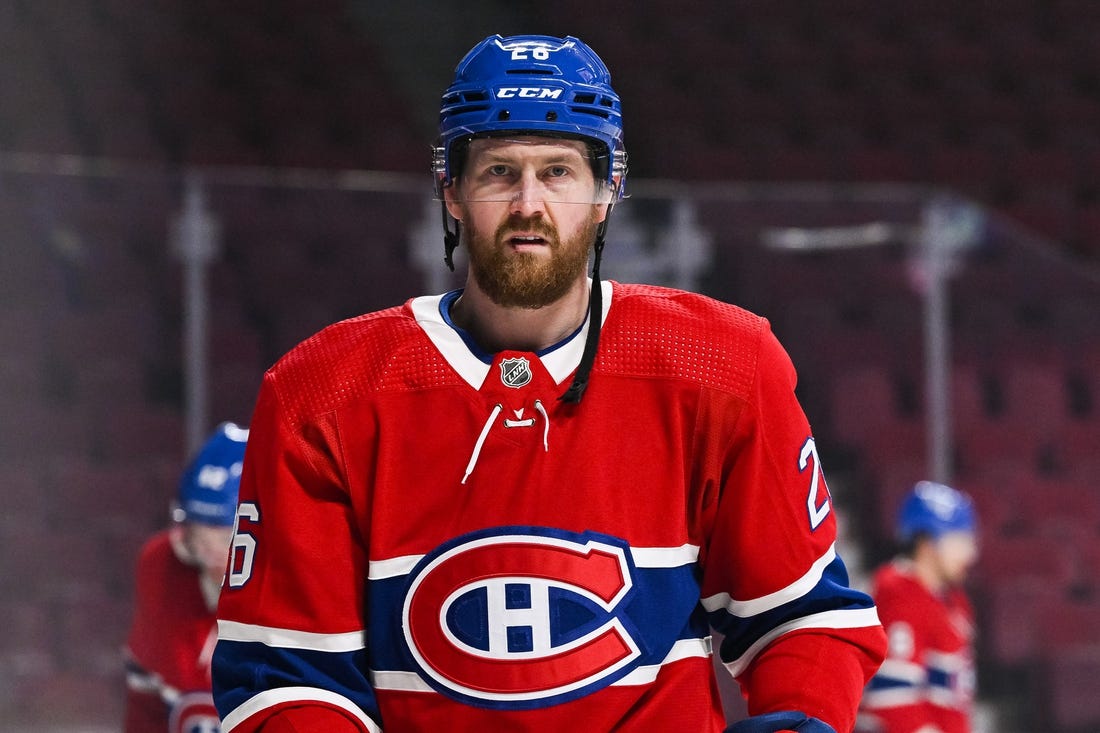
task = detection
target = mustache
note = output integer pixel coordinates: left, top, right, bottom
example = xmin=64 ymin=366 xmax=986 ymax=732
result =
xmin=495 ymin=216 xmax=559 ymax=243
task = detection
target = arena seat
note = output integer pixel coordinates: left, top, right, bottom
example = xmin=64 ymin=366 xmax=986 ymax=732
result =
xmin=975 ymin=534 xmax=1078 ymax=595
xmin=1043 ymin=645 xmax=1100 ymax=732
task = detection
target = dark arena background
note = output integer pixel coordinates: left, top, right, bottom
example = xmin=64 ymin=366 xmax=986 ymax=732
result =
xmin=2 ymin=2 xmax=1099 ymax=731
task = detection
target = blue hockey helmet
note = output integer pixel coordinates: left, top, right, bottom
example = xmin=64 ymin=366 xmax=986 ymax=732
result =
xmin=896 ymin=480 xmax=976 ymax=543
xmin=433 ymin=34 xmax=627 ymax=196
xmin=174 ymin=422 xmax=249 ymax=527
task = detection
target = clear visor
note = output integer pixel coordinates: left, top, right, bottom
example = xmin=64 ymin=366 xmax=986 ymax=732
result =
xmin=440 ymin=181 xmax=619 ymax=206
xmin=432 ymin=137 xmax=627 ymax=205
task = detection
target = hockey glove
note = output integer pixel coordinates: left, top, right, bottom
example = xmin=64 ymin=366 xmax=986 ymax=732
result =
xmin=169 ymin=691 xmax=220 ymax=733
xmin=725 ymin=710 xmax=836 ymax=733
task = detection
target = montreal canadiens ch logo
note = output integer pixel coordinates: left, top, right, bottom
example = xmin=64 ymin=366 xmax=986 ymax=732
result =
xmin=402 ymin=527 xmax=641 ymax=708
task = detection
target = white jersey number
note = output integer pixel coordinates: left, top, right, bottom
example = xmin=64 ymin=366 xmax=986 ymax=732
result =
xmin=510 ymin=45 xmax=551 ymax=61
xmin=799 ymin=437 xmax=832 ymax=531
xmin=228 ymin=501 xmax=260 ymax=588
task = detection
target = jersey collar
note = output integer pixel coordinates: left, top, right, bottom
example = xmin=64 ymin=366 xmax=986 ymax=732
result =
xmin=410 ymin=279 xmax=613 ymax=391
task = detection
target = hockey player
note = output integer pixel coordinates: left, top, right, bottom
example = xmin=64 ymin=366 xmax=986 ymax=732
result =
xmin=213 ymin=34 xmax=885 ymax=733
xmin=125 ymin=422 xmax=249 ymax=733
xmin=857 ymin=481 xmax=979 ymax=733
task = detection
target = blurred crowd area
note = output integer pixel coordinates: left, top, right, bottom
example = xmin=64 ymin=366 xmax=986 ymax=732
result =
xmin=1 ymin=2 xmax=1099 ymax=731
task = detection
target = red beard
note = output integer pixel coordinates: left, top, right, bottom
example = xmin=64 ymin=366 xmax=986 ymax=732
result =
xmin=465 ymin=212 xmax=599 ymax=309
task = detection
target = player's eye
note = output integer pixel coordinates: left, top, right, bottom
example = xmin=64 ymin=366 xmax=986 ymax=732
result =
xmin=545 ymin=165 xmax=570 ymax=178
xmin=487 ymin=164 xmax=511 ymax=177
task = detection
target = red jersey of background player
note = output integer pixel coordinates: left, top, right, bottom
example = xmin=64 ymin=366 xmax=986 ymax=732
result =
xmin=125 ymin=528 xmax=221 ymax=733
xmin=859 ymin=562 xmax=975 ymax=733
xmin=858 ymin=482 xmax=979 ymax=733
xmin=124 ymin=422 xmax=247 ymax=733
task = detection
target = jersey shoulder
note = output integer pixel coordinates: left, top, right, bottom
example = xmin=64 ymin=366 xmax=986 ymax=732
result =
xmin=871 ymin=561 xmax=938 ymax=615
xmin=602 ymin=282 xmax=772 ymax=397
xmin=872 ymin=561 xmax=915 ymax=593
xmin=265 ymin=302 xmax=463 ymax=420
xmin=133 ymin=529 xmax=202 ymax=595
xmin=135 ymin=529 xmax=186 ymax=575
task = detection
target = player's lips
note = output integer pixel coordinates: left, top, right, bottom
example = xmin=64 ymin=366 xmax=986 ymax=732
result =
xmin=504 ymin=232 xmax=550 ymax=247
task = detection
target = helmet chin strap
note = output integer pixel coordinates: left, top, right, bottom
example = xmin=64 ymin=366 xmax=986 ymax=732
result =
xmin=559 ymin=217 xmax=609 ymax=404
xmin=442 ymin=201 xmax=460 ymax=272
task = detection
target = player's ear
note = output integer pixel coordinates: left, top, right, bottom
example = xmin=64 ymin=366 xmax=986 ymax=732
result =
xmin=593 ymin=177 xmax=618 ymax=223
xmin=443 ymin=181 xmax=463 ymax=222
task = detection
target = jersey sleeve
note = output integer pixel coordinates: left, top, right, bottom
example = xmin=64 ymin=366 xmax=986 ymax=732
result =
xmin=700 ymin=323 xmax=886 ymax=732
xmin=124 ymin=534 xmax=176 ymax=733
xmin=125 ymin=539 xmax=167 ymax=728
xmin=212 ymin=370 xmax=381 ymax=733
xmin=123 ymin=673 xmax=168 ymax=733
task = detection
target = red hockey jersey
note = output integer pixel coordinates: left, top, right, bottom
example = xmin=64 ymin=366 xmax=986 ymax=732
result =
xmin=214 ymin=282 xmax=885 ymax=732
xmin=858 ymin=561 xmax=975 ymax=733
xmin=125 ymin=528 xmax=222 ymax=733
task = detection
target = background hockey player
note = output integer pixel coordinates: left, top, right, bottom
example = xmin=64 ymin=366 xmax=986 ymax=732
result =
xmin=124 ymin=422 xmax=249 ymax=733
xmin=857 ymin=481 xmax=979 ymax=733
xmin=213 ymin=34 xmax=885 ymax=733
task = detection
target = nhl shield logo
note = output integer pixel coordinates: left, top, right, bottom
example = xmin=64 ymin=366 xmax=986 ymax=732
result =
xmin=499 ymin=357 xmax=532 ymax=389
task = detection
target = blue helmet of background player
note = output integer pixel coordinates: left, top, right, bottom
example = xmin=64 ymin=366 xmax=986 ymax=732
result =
xmin=896 ymin=480 xmax=977 ymax=544
xmin=174 ymin=422 xmax=249 ymax=527
xmin=433 ymin=34 xmax=627 ymax=198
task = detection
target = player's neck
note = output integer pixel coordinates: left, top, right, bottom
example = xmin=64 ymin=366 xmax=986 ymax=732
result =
xmin=451 ymin=277 xmax=591 ymax=354
xmin=911 ymin=550 xmax=947 ymax=595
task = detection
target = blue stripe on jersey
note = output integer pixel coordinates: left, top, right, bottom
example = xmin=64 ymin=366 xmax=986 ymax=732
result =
xmin=369 ymin=564 xmax=707 ymax=672
xmin=437 ymin=289 xmax=494 ymax=364
xmin=366 ymin=527 xmax=708 ymax=710
xmin=928 ymin=667 xmax=952 ymax=690
xmin=710 ymin=554 xmax=876 ymax=664
xmin=213 ymin=640 xmax=380 ymax=724
xmin=866 ymin=675 xmax=917 ymax=692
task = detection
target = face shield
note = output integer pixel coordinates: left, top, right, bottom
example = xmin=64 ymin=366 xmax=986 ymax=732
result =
xmin=433 ymin=134 xmax=627 ymax=206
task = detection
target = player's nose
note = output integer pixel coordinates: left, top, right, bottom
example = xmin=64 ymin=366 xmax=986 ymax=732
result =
xmin=508 ymin=171 xmax=548 ymax=216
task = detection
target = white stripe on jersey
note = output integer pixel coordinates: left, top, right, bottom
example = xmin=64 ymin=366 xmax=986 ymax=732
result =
xmin=220 ymin=686 xmax=380 ymax=733
xmin=861 ymin=685 xmax=924 ymax=710
xmin=926 ymin=648 xmax=969 ymax=674
xmin=875 ymin=657 xmax=926 ymax=684
xmin=630 ymin=543 xmax=700 ymax=568
xmin=366 ymin=542 xmax=701 ymax=581
xmin=217 ymin=620 xmax=366 ymax=652
xmin=367 ymin=554 xmax=422 ymax=579
xmin=723 ymin=606 xmax=882 ymax=677
xmin=701 ymin=543 xmax=838 ymax=618
xmin=370 ymin=637 xmax=713 ymax=693
xmin=371 ymin=669 xmax=434 ymax=692
xmin=612 ymin=637 xmax=711 ymax=685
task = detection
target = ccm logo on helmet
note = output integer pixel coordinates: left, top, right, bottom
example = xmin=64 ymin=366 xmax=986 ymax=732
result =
xmin=402 ymin=528 xmax=641 ymax=709
xmin=496 ymin=87 xmax=564 ymax=99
